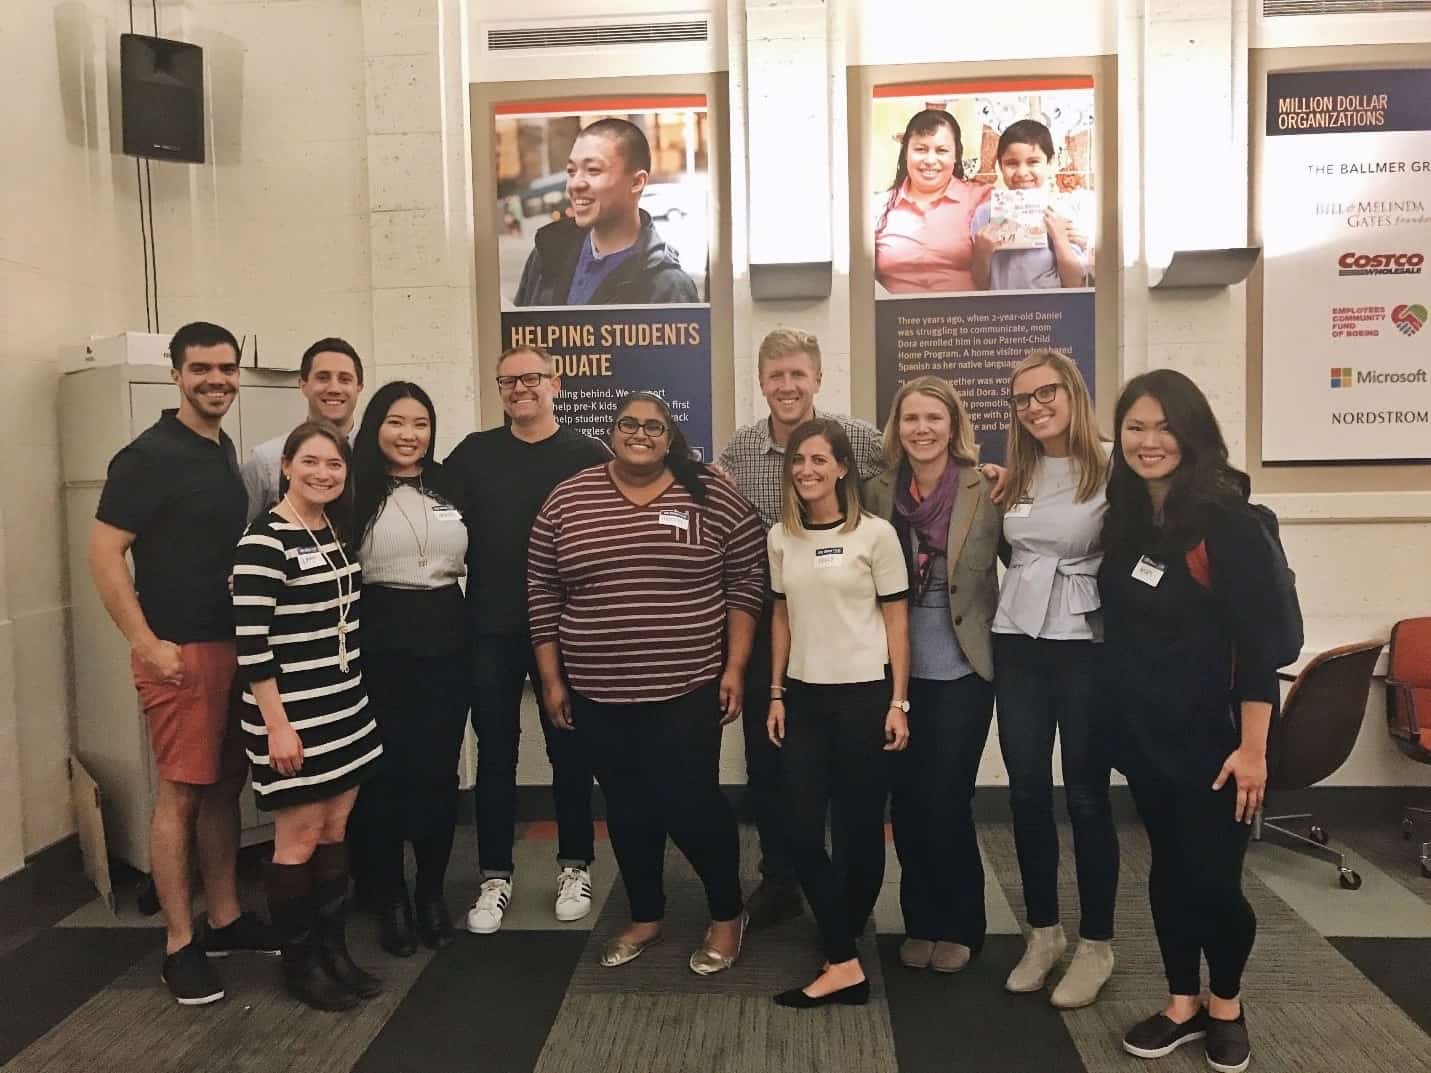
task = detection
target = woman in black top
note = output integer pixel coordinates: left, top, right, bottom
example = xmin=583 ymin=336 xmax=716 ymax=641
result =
xmin=345 ymin=382 xmax=470 ymax=956
xmin=1099 ymin=370 xmax=1278 ymax=1073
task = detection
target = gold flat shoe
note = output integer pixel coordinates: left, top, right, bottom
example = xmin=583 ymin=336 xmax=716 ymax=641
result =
xmin=689 ymin=913 xmax=748 ymax=976
xmin=600 ymin=932 xmax=662 ymax=967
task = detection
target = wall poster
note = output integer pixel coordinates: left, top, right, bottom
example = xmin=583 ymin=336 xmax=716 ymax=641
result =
xmin=1262 ymin=68 xmax=1431 ymax=464
xmin=494 ymin=95 xmax=714 ymax=458
xmin=871 ymin=77 xmax=1096 ymax=463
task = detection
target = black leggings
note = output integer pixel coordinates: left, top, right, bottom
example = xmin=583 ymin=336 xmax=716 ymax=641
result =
xmin=574 ymin=683 xmax=743 ymax=924
xmin=1129 ymin=777 xmax=1256 ymax=999
xmin=348 ymin=650 xmax=469 ymax=900
xmin=781 ymin=678 xmax=892 ymax=964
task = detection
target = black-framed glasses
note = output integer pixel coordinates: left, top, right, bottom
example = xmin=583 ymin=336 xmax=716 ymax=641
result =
xmin=615 ymin=417 xmax=669 ymax=437
xmin=1011 ymin=382 xmax=1064 ymax=411
xmin=495 ymin=372 xmax=554 ymax=390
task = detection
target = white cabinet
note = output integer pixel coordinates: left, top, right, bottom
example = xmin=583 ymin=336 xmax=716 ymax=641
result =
xmin=61 ymin=362 xmax=307 ymax=872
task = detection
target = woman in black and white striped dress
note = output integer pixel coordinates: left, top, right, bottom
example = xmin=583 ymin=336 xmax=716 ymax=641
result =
xmin=234 ymin=421 xmax=383 ymax=1012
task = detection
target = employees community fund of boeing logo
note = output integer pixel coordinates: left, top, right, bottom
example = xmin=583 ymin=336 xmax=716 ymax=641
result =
xmin=1329 ymin=302 xmax=1427 ymax=338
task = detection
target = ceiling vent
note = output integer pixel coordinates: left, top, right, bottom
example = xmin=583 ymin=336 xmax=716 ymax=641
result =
xmin=487 ymin=19 xmax=709 ymax=51
xmin=1264 ymin=0 xmax=1431 ymax=13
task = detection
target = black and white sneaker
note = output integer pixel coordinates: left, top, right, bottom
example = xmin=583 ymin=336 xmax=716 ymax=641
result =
xmin=555 ymin=867 xmax=593 ymax=923
xmin=1122 ymin=1009 xmax=1209 ymax=1059
xmin=161 ymin=941 xmax=226 ymax=1006
xmin=204 ymin=911 xmax=281 ymax=957
xmin=1205 ymin=1009 xmax=1251 ymax=1073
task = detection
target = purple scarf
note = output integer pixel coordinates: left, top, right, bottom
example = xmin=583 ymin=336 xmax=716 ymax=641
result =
xmin=894 ymin=461 xmax=960 ymax=576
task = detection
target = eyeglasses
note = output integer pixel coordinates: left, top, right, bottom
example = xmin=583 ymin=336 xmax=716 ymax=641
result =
xmin=1011 ymin=383 xmax=1064 ymax=411
xmin=615 ymin=417 xmax=669 ymax=437
xmin=495 ymin=372 xmax=553 ymax=390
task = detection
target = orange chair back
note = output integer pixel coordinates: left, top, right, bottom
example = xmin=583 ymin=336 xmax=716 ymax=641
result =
xmin=1387 ymin=617 xmax=1431 ymax=759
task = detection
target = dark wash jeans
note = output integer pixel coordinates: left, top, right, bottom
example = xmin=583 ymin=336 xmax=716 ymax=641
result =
xmin=993 ymin=632 xmax=1119 ymax=940
xmin=891 ymin=673 xmax=996 ymax=947
xmin=471 ymin=633 xmax=594 ymax=876
xmin=740 ymin=603 xmax=798 ymax=885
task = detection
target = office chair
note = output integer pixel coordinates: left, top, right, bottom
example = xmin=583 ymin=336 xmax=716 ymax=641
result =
xmin=1386 ymin=616 xmax=1431 ymax=878
xmin=1253 ymin=639 xmax=1385 ymax=890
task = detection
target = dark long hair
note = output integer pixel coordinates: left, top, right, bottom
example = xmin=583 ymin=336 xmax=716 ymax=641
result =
xmin=613 ymin=391 xmax=708 ymax=504
xmin=352 ymin=381 xmax=439 ymax=540
xmin=1102 ymin=369 xmax=1250 ymax=561
xmin=780 ymin=418 xmax=867 ymax=535
xmin=277 ymin=421 xmax=355 ymax=543
xmin=876 ymin=109 xmax=965 ymax=234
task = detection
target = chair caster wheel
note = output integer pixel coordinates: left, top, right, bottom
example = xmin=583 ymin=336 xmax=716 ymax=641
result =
xmin=1310 ymin=825 xmax=1329 ymax=845
xmin=1338 ymin=869 xmax=1362 ymax=891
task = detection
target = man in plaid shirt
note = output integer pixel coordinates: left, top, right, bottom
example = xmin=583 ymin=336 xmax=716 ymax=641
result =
xmin=717 ymin=328 xmax=886 ymax=930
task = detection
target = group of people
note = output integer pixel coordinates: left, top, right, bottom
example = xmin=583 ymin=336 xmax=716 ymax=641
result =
xmin=874 ymin=109 xmax=1093 ymax=294
xmin=91 ymin=321 xmax=1276 ymax=1073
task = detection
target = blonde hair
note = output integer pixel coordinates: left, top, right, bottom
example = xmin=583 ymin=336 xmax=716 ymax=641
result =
xmin=757 ymin=328 xmax=822 ymax=375
xmin=1004 ymin=350 xmax=1106 ymax=505
xmin=881 ymin=376 xmax=979 ymax=471
xmin=779 ymin=418 xmax=865 ymax=535
xmin=497 ymin=344 xmax=556 ymax=373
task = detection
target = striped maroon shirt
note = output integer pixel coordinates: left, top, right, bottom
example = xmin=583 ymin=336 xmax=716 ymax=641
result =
xmin=528 ymin=464 xmax=767 ymax=704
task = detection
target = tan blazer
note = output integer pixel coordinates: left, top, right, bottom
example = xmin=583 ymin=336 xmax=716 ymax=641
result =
xmin=863 ymin=463 xmax=1000 ymax=682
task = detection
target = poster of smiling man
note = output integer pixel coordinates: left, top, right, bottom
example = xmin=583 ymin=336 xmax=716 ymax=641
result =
xmin=493 ymin=97 xmax=713 ymax=456
xmin=871 ymin=78 xmax=1096 ymax=462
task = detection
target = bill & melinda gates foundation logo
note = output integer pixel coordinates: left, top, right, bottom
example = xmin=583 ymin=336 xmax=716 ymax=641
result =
xmin=1336 ymin=251 xmax=1424 ymax=277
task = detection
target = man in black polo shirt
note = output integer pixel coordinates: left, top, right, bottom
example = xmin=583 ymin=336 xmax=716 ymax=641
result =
xmin=443 ymin=344 xmax=609 ymax=934
xmin=89 ymin=321 xmax=277 ymax=1006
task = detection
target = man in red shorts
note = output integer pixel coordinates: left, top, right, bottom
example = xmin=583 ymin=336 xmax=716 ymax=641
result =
xmin=89 ymin=321 xmax=278 ymax=1005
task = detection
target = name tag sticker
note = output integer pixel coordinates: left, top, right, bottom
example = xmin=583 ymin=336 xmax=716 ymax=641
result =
xmin=297 ymin=549 xmax=325 ymax=570
xmin=432 ymin=507 xmax=462 ymax=522
xmin=814 ymin=546 xmax=845 ymax=569
xmin=1132 ymin=556 xmax=1166 ymax=587
xmin=1005 ymin=499 xmax=1034 ymax=518
xmin=657 ymin=509 xmax=690 ymax=531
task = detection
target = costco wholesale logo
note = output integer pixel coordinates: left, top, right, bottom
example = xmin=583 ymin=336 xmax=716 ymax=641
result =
xmin=1337 ymin=251 xmax=1425 ymax=276
xmin=1391 ymin=303 xmax=1427 ymax=335
xmin=1330 ymin=367 xmax=1354 ymax=388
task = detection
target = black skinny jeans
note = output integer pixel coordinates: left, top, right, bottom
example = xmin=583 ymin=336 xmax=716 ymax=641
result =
xmin=471 ymin=633 xmax=595 ymax=876
xmin=891 ymin=674 xmax=996 ymax=948
xmin=573 ymin=682 xmax=743 ymax=923
xmin=1130 ymin=778 xmax=1256 ymax=999
xmin=993 ymin=633 xmax=1119 ymax=939
xmin=348 ymin=649 xmax=469 ymax=900
xmin=740 ymin=604 xmax=797 ymax=884
xmin=781 ymin=678 xmax=892 ymax=964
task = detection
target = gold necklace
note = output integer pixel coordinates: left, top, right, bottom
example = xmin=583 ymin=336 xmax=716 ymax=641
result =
xmin=389 ymin=478 xmax=431 ymax=567
xmin=283 ymin=496 xmax=356 ymax=672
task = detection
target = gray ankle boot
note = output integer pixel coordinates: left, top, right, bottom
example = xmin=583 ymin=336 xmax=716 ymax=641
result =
xmin=1050 ymin=938 xmax=1114 ymax=1009
xmin=1005 ymin=924 xmax=1068 ymax=993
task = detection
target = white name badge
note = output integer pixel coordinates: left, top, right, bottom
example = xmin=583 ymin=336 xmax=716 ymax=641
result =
xmin=1132 ymin=556 xmax=1166 ymax=587
xmin=814 ymin=546 xmax=845 ymax=569
xmin=1005 ymin=499 xmax=1034 ymax=518
xmin=657 ymin=509 xmax=690 ymax=531
xmin=432 ymin=507 xmax=462 ymax=522
xmin=297 ymin=549 xmax=326 ymax=570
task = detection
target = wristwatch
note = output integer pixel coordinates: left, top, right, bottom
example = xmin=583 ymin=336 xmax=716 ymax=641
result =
xmin=889 ymin=699 xmax=910 ymax=713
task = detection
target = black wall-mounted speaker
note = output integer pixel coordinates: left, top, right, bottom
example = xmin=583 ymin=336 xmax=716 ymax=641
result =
xmin=121 ymin=33 xmax=205 ymax=164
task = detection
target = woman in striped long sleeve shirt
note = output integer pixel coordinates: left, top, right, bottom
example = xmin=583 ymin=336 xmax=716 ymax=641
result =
xmin=528 ymin=392 xmax=766 ymax=975
xmin=234 ymin=421 xmax=383 ymax=1012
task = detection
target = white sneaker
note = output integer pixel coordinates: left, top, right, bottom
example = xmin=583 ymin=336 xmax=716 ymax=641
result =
xmin=555 ymin=866 xmax=593 ymax=923
xmin=466 ymin=877 xmax=512 ymax=934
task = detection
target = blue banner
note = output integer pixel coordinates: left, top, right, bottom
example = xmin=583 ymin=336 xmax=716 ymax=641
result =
xmin=501 ymin=306 xmax=713 ymax=460
xmin=875 ymin=290 xmax=1095 ymax=465
xmin=1268 ymin=68 xmax=1431 ymax=136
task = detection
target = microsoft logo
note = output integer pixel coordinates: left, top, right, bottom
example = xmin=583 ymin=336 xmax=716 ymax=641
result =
xmin=1330 ymin=367 xmax=1354 ymax=388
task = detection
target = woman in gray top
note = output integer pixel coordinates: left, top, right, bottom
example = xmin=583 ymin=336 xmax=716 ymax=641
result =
xmin=865 ymin=377 xmax=1000 ymax=975
xmin=346 ymin=382 xmax=471 ymax=958
xmin=994 ymin=349 xmax=1119 ymax=1008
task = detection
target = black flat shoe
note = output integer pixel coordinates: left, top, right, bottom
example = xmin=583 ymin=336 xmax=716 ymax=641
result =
xmin=415 ymin=894 xmax=455 ymax=950
xmin=1122 ymin=1009 xmax=1209 ymax=1059
xmin=379 ymin=896 xmax=418 ymax=958
xmin=773 ymin=979 xmax=870 ymax=1008
xmin=1206 ymin=1008 xmax=1251 ymax=1073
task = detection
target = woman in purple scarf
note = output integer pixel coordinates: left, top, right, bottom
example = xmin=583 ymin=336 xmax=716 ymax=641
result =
xmin=864 ymin=376 xmax=1002 ymax=974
